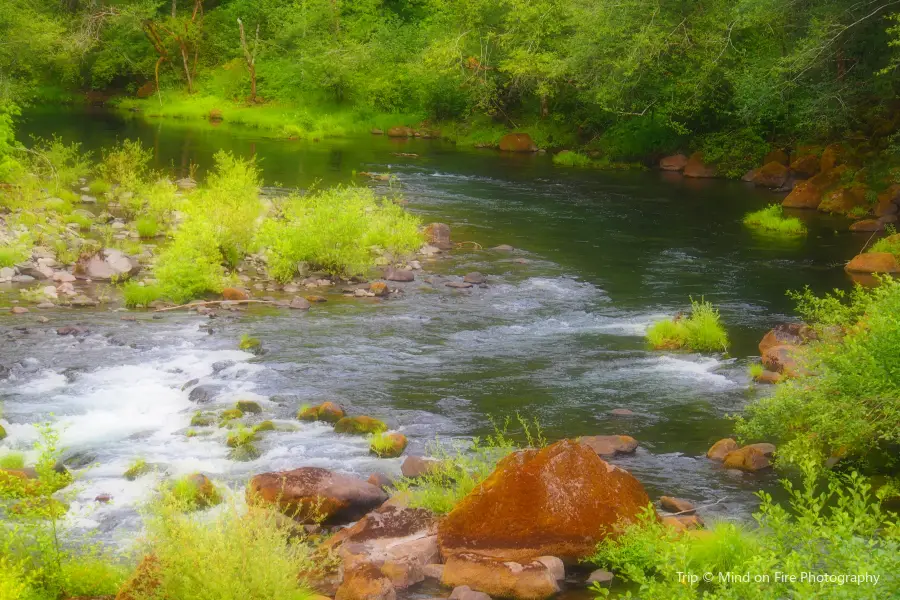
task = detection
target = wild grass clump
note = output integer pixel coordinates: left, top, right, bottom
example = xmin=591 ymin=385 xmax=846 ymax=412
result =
xmin=743 ymin=204 xmax=807 ymax=236
xmin=97 ymin=139 xmax=152 ymax=191
xmin=257 ymin=186 xmax=422 ymax=280
xmin=393 ymin=415 xmax=544 ymax=514
xmin=736 ymin=278 xmax=900 ymax=469
xmin=135 ymin=216 xmax=159 ymax=238
xmin=747 ymin=362 xmax=765 ymax=380
xmin=122 ymin=282 xmax=164 ymax=308
xmin=0 ymin=245 xmax=28 ymax=267
xmin=586 ymin=463 xmax=900 ymax=600
xmin=165 ymin=474 xmax=222 ymax=511
xmin=130 ymin=490 xmax=318 ymax=600
xmin=0 ymin=452 xmax=25 ymax=469
xmin=124 ymin=458 xmax=150 ymax=481
xmin=88 ymin=179 xmax=111 ymax=196
xmin=868 ymin=231 xmax=900 ymax=258
xmin=646 ymin=298 xmax=729 ymax=352
xmin=65 ymin=212 xmax=93 ymax=231
xmin=553 ymin=150 xmax=593 ymax=167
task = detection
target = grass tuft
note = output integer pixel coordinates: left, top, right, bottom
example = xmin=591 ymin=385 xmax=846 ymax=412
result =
xmin=553 ymin=150 xmax=593 ymax=167
xmin=743 ymin=204 xmax=806 ymax=236
xmin=646 ymin=298 xmax=729 ymax=352
xmin=122 ymin=282 xmax=164 ymax=308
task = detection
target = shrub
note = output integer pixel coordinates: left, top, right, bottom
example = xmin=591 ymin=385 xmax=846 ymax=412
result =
xmin=122 ymin=282 xmax=164 ymax=308
xmin=135 ymin=216 xmax=159 ymax=238
xmin=586 ymin=463 xmax=900 ymax=600
xmin=258 ymin=186 xmax=422 ymax=280
xmin=553 ymin=150 xmax=593 ymax=167
xmin=696 ymin=128 xmax=769 ymax=179
xmin=154 ymin=223 xmax=227 ymax=303
xmin=646 ymin=298 xmax=729 ymax=352
xmin=88 ymin=179 xmax=111 ymax=196
xmin=0 ymin=452 xmax=25 ymax=469
xmin=27 ymin=136 xmax=92 ymax=190
xmin=97 ymin=139 xmax=152 ymax=190
xmin=165 ymin=475 xmax=222 ymax=511
xmin=0 ymin=245 xmax=27 ymax=267
xmin=124 ymin=458 xmax=150 ymax=481
xmin=869 ymin=232 xmax=900 ymax=258
xmin=743 ymin=204 xmax=806 ymax=236
xmin=65 ymin=212 xmax=93 ymax=231
xmin=735 ymin=278 xmax=900 ymax=468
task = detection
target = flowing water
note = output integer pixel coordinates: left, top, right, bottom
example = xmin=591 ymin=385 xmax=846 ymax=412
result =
xmin=1 ymin=108 xmax=865 ymax=545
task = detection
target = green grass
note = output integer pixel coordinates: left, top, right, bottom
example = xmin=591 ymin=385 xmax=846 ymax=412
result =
xmin=0 ymin=452 xmax=25 ymax=469
xmin=65 ymin=213 xmax=93 ymax=231
xmin=0 ymin=246 xmax=27 ymax=267
xmin=748 ymin=362 xmax=765 ymax=380
xmin=553 ymin=150 xmax=593 ymax=167
xmin=166 ymin=474 xmax=222 ymax=511
xmin=646 ymin=298 xmax=729 ymax=352
xmin=121 ymin=282 xmax=164 ymax=308
xmin=135 ymin=216 xmax=160 ymax=238
xmin=239 ymin=335 xmax=262 ymax=353
xmin=88 ymin=179 xmax=111 ymax=196
xmin=868 ymin=231 xmax=900 ymax=258
xmin=743 ymin=204 xmax=807 ymax=236
xmin=225 ymin=426 xmax=256 ymax=448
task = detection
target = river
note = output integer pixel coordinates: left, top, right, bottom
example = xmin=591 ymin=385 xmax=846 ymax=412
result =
xmin=1 ymin=107 xmax=863 ymax=544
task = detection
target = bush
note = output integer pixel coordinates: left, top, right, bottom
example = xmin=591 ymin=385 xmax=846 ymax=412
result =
xmin=0 ymin=245 xmax=28 ymax=267
xmin=553 ymin=150 xmax=593 ymax=167
xmin=65 ymin=212 xmax=93 ymax=231
xmin=743 ymin=205 xmax=806 ymax=236
xmin=586 ymin=462 xmax=900 ymax=600
xmin=696 ymin=128 xmax=769 ymax=179
xmin=88 ymin=179 xmax=111 ymax=196
xmin=26 ymin=136 xmax=92 ymax=191
xmin=165 ymin=475 xmax=222 ymax=511
xmin=97 ymin=139 xmax=152 ymax=190
xmin=122 ymin=282 xmax=164 ymax=308
xmin=735 ymin=278 xmax=900 ymax=468
xmin=124 ymin=458 xmax=150 ymax=481
xmin=135 ymin=216 xmax=159 ymax=238
xmin=592 ymin=117 xmax=685 ymax=162
xmin=258 ymin=186 xmax=422 ymax=280
xmin=0 ymin=452 xmax=25 ymax=469
xmin=646 ymin=298 xmax=729 ymax=352
xmin=869 ymin=232 xmax=900 ymax=258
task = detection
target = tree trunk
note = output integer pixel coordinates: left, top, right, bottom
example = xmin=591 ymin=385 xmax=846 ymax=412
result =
xmin=238 ymin=18 xmax=259 ymax=103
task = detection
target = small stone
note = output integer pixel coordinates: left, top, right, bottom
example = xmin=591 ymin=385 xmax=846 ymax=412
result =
xmin=10 ymin=306 xmax=29 ymax=315
xmin=36 ymin=302 xmax=55 ymax=309
xmin=610 ymin=408 xmax=634 ymax=416
xmin=385 ymin=268 xmax=415 ymax=282
xmin=289 ymin=296 xmax=311 ymax=310
xmin=463 ymin=272 xmax=486 ymax=284
xmin=662 ymin=514 xmax=704 ymax=531
xmin=492 ymin=244 xmax=514 ymax=251
xmin=535 ymin=556 xmax=565 ymax=581
xmin=305 ymin=295 xmax=327 ymax=303
xmin=586 ymin=569 xmax=614 ymax=586
xmin=222 ymin=287 xmax=250 ymax=301
xmin=236 ymin=400 xmax=263 ymax=414
xmin=95 ymin=493 xmax=112 ymax=503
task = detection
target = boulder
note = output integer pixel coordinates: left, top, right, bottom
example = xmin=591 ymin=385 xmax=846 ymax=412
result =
xmin=782 ymin=180 xmax=824 ymax=209
xmin=208 ymin=109 xmax=224 ymax=122
xmin=845 ymin=252 xmax=900 ymax=274
xmin=450 ymin=585 xmax=491 ymax=600
xmin=790 ymin=154 xmax=820 ymax=178
xmin=746 ymin=442 xmax=776 ymax=457
xmin=437 ymin=440 xmax=650 ymax=562
xmin=579 ymin=435 xmax=638 ymax=456
xmin=11 ymin=306 xmax=28 ymax=315
xmin=387 ymin=126 xmax=414 ymax=138
xmin=764 ymin=149 xmax=790 ymax=166
xmin=384 ymin=268 xmax=415 ymax=282
xmin=289 ymin=296 xmax=312 ymax=310
xmin=441 ymin=554 xmax=560 ymax=600
xmin=659 ymin=154 xmax=689 ymax=172
xmin=535 ymin=557 xmax=565 ymax=582
xmin=188 ymin=385 xmax=218 ymax=404
xmin=818 ymin=185 xmax=867 ymax=215
xmin=587 ymin=569 xmax=614 ymax=585
xmin=662 ymin=514 xmax=704 ymax=531
xmin=876 ymin=185 xmax=900 ymax=216
xmin=235 ymin=400 xmax=262 ymax=414
xmin=335 ymin=563 xmax=396 ymax=600
xmin=222 ymin=287 xmax=250 ymax=301
xmin=298 ymin=401 xmax=346 ymax=423
xmin=706 ymin=438 xmax=739 ymax=461
xmin=371 ymin=432 xmax=408 ymax=458
xmin=423 ymin=564 xmax=445 ymax=580
xmin=741 ymin=169 xmax=758 ymax=182
xmin=659 ymin=496 xmax=695 ymax=514
xmin=498 ymin=133 xmax=538 ymax=153
xmin=370 ymin=282 xmax=389 ymax=297
xmin=424 ymin=223 xmax=452 ymax=250
xmin=850 ymin=219 xmax=882 ymax=232
xmin=247 ymin=467 xmax=387 ymax=524
xmin=463 ymin=272 xmax=486 ymax=284
xmin=722 ymin=446 xmax=771 ymax=472
xmin=368 ymin=473 xmax=393 ymax=489
xmin=77 ymin=249 xmax=138 ymax=281
xmin=820 ymin=143 xmax=845 ymax=172
xmin=761 ymin=344 xmax=804 ymax=377
xmin=683 ymin=152 xmax=716 ymax=178
xmin=758 ymin=323 xmax=814 ymax=355
xmin=400 ymin=456 xmax=441 ymax=478
xmin=334 ymin=416 xmax=388 ymax=435
xmin=755 ymin=370 xmax=782 ymax=384
xmin=753 ymin=161 xmax=789 ymax=189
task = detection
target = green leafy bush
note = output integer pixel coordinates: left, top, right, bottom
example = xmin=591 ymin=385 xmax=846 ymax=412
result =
xmin=0 ymin=452 xmax=25 ymax=469
xmin=135 ymin=216 xmax=159 ymax=238
xmin=696 ymin=129 xmax=768 ymax=179
xmin=122 ymin=282 xmax=164 ymax=308
xmin=646 ymin=298 xmax=729 ymax=352
xmin=586 ymin=463 xmax=900 ymax=600
xmin=258 ymin=186 xmax=422 ymax=280
xmin=743 ymin=205 xmax=806 ymax=236
xmin=869 ymin=232 xmax=900 ymax=258
xmin=553 ymin=150 xmax=592 ymax=167
xmin=97 ymin=139 xmax=152 ymax=191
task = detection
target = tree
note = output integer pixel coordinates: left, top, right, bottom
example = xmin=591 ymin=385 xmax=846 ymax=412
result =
xmin=237 ymin=18 xmax=260 ymax=103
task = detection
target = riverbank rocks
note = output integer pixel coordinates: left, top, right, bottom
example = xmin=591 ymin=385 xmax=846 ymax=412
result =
xmin=438 ymin=440 xmax=650 ymax=562
xmin=371 ymin=432 xmax=408 ymax=458
xmin=335 ymin=415 xmax=388 ymax=435
xmin=424 ymin=223 xmax=452 ymax=249
xmin=579 ymin=435 xmax=638 ymax=457
xmin=846 ymin=252 xmax=900 ymax=273
xmin=662 ymin=514 xmax=704 ymax=531
xmin=722 ymin=446 xmax=771 ymax=472
xmin=762 ymin=344 xmax=804 ymax=377
xmin=790 ymin=154 xmax=819 ymax=178
xmin=660 ymin=496 xmax=695 ymax=514
xmin=290 ymin=296 xmax=312 ymax=310
xmin=683 ymin=152 xmax=716 ymax=178
xmin=707 ymin=438 xmax=739 ymax=461
xmin=782 ymin=180 xmax=824 ymax=209
xmin=247 ymin=467 xmax=387 ymax=524
xmin=187 ymin=384 xmax=219 ymax=404
xmin=336 ymin=562 xmax=396 ymax=600
xmin=498 ymin=133 xmax=538 ymax=153
xmin=441 ymin=553 xmax=560 ymax=600
xmin=76 ymin=249 xmax=138 ymax=280
xmin=659 ymin=154 xmax=688 ymax=172
xmin=850 ymin=219 xmax=884 ymax=232
xmin=818 ymin=184 xmax=868 ymax=215
xmin=753 ymin=162 xmax=789 ymax=189
xmin=450 ymin=585 xmax=491 ymax=600
xmin=385 ymin=268 xmax=415 ymax=282
xmin=388 ymin=126 xmax=414 ymax=137
xmin=463 ymin=272 xmax=486 ymax=284
xmin=401 ymin=455 xmax=442 ymax=478
xmin=758 ymin=323 xmax=815 ymax=355
xmin=298 ymin=401 xmax=346 ymax=423
xmin=222 ymin=287 xmax=250 ymax=301
xmin=370 ymin=281 xmax=389 ymax=296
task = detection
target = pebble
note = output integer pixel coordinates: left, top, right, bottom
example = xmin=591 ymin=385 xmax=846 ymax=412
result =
xmin=11 ymin=306 xmax=29 ymax=314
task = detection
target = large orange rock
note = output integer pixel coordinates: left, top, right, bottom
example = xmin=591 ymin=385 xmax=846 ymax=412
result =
xmin=683 ymin=152 xmax=716 ymax=178
xmin=758 ymin=323 xmax=814 ymax=356
xmin=387 ymin=126 xmax=414 ymax=138
xmin=441 ymin=553 xmax=560 ymax=600
xmin=499 ymin=133 xmax=538 ymax=152
xmin=723 ymin=446 xmax=771 ymax=472
xmin=753 ymin=161 xmax=789 ymax=189
xmin=424 ymin=223 xmax=452 ymax=249
xmin=437 ymin=440 xmax=650 ymax=562
xmin=790 ymin=154 xmax=819 ymax=177
xmin=845 ymin=252 xmax=900 ymax=274
xmin=761 ymin=344 xmax=804 ymax=377
xmin=850 ymin=219 xmax=882 ymax=232
xmin=579 ymin=435 xmax=638 ymax=456
xmin=659 ymin=154 xmax=688 ymax=171
xmin=818 ymin=185 xmax=867 ymax=215
xmin=876 ymin=185 xmax=900 ymax=217
xmin=298 ymin=401 xmax=346 ymax=423
xmin=706 ymin=438 xmax=739 ymax=461
xmin=335 ymin=562 xmax=396 ymax=600
xmin=820 ymin=143 xmax=845 ymax=172
xmin=764 ymin=149 xmax=790 ymax=166
xmin=247 ymin=467 xmax=387 ymax=524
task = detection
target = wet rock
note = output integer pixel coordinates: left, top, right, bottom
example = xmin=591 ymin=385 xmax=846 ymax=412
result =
xmin=722 ymin=446 xmax=771 ymax=471
xmin=368 ymin=473 xmax=393 ymax=489
xmin=181 ymin=378 xmax=199 ymax=391
xmin=818 ymin=184 xmax=868 ymax=215
xmin=761 ymin=344 xmax=804 ymax=377
xmin=498 ymin=133 xmax=538 ymax=153
xmin=535 ymin=557 xmax=565 ymax=582
xmin=755 ymin=369 xmax=782 ymax=384
xmin=659 ymin=154 xmax=688 ymax=172
xmin=758 ymin=323 xmax=815 ymax=355
xmin=660 ymin=496 xmax=695 ymax=514
xmin=782 ymin=180 xmax=825 ymax=209
xmin=211 ymin=360 xmax=234 ymax=374
xmin=493 ymin=244 xmax=515 ymax=252
xmin=371 ymin=432 xmax=408 ymax=458
xmin=289 ymin=296 xmax=311 ymax=310
xmin=385 ymin=268 xmax=415 ymax=282
xmin=247 ymin=467 xmax=388 ymax=524
xmin=95 ymin=493 xmax=112 ymax=503
xmin=335 ymin=415 xmax=388 ymax=435
xmin=850 ymin=219 xmax=882 ymax=232
xmin=400 ymin=456 xmax=442 ymax=479
xmin=77 ymin=249 xmax=138 ymax=280
xmin=70 ymin=295 xmax=98 ymax=307
xmin=222 ymin=287 xmax=250 ymax=301
xmin=446 ymin=281 xmax=473 ymax=289
xmin=683 ymin=152 xmax=716 ymax=178
xmin=845 ymin=251 xmax=900 ymax=273
xmin=463 ymin=272 xmax=486 ymax=284
xmin=438 ymin=440 xmax=650 ymax=562
xmin=387 ymin=126 xmax=415 ymax=137
xmin=57 ymin=326 xmax=89 ymax=336
xmin=305 ymin=294 xmax=327 ymax=303
xmin=609 ymin=408 xmax=634 ymax=416
xmin=579 ymin=435 xmax=638 ymax=457
xmin=587 ymin=569 xmax=614 ymax=586
xmin=707 ymin=438 xmax=739 ymax=461
xmin=229 ymin=444 xmax=261 ymax=462
xmin=424 ymin=564 xmax=445 ymax=580
xmin=662 ymin=514 xmax=704 ymax=531
xmin=790 ymin=154 xmax=820 ymax=178
xmin=236 ymin=400 xmax=262 ymax=414
xmin=441 ymin=554 xmax=560 ymax=600
xmin=746 ymin=442 xmax=776 ymax=457
xmin=753 ymin=161 xmax=789 ymax=189
xmin=11 ymin=306 xmax=29 ymax=315
xmin=298 ymin=401 xmax=346 ymax=423
xmin=370 ymin=282 xmax=389 ymax=297
xmin=450 ymin=586 xmax=491 ymax=600
xmin=188 ymin=385 xmax=218 ymax=404
xmin=0 ymin=364 xmax=10 ymax=380
xmin=336 ymin=562 xmax=396 ymax=600
xmin=424 ymin=223 xmax=452 ymax=250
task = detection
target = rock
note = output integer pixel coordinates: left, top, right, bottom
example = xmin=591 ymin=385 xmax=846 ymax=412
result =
xmin=222 ymin=287 xmax=250 ymax=301
xmin=384 ymin=268 xmax=414 ymax=282
xmin=741 ymin=169 xmax=758 ymax=182
xmin=77 ymin=249 xmax=138 ymax=280
xmin=0 ymin=365 xmax=9 ymax=380
xmin=95 ymin=493 xmax=113 ymax=503
xmin=11 ymin=306 xmax=29 ymax=315
xmin=446 ymin=281 xmax=473 ymax=289
xmin=659 ymin=154 xmax=688 ymax=172
xmin=463 ymin=272 xmax=486 ymax=284
xmin=846 ymin=252 xmax=900 ymax=273
xmin=235 ymin=400 xmax=262 ymax=414
xmin=876 ymin=185 xmax=900 ymax=216
xmin=850 ymin=219 xmax=882 ymax=232
xmin=57 ymin=325 xmax=88 ymax=336
xmin=683 ymin=152 xmax=716 ymax=178
xmin=498 ymin=133 xmax=538 ymax=152
xmin=789 ymin=153 xmax=819 ymax=178
xmin=707 ymin=438 xmax=739 ymax=461
xmin=782 ymin=180 xmax=824 ymax=209
xmin=0 ymin=266 xmax=15 ymax=280
xmin=334 ymin=416 xmax=388 ymax=435
xmin=305 ymin=294 xmax=328 ymax=303
xmin=289 ymin=296 xmax=311 ymax=310
xmin=579 ymin=435 xmax=638 ymax=456
xmin=662 ymin=514 xmax=704 ymax=531
xmin=372 ymin=128 xmax=384 ymax=135
xmin=424 ymin=223 xmax=452 ymax=250
xmin=188 ymin=385 xmax=218 ymax=404
xmin=610 ymin=408 xmax=634 ymax=416
xmin=371 ymin=432 xmax=408 ymax=458
xmin=753 ymin=161 xmax=789 ymax=189
xmin=493 ymin=244 xmax=515 ymax=252
xmin=423 ymin=564 xmax=445 ymax=580
xmin=370 ymin=282 xmax=389 ymax=296
xmin=450 ymin=586 xmax=491 ymax=600
xmin=335 ymin=562 xmax=396 ymax=600
xmin=11 ymin=275 xmax=35 ymax=283
xmin=400 ymin=455 xmax=441 ymax=478
xmin=368 ymin=473 xmax=393 ymax=489
xmin=535 ymin=557 xmax=565 ymax=581
xmin=587 ymin=569 xmax=614 ymax=585
xmin=722 ymin=446 xmax=771 ymax=472
xmin=298 ymin=401 xmax=346 ymax=423
xmin=387 ymin=126 xmax=415 ymax=137
xmin=441 ymin=554 xmax=559 ymax=600
xmin=660 ymin=496 xmax=695 ymax=514
xmin=176 ymin=177 xmax=197 ymax=190
xmin=820 ymin=143 xmax=845 ymax=172
xmin=764 ymin=149 xmax=790 ymax=166
xmin=755 ymin=370 xmax=782 ymax=384
xmin=70 ymin=295 xmax=98 ymax=307
xmin=115 ymin=554 xmax=161 ymax=600
xmin=247 ymin=467 xmax=388 ymax=524
xmin=758 ymin=323 xmax=814 ymax=355
xmin=762 ymin=344 xmax=804 ymax=377
xmin=746 ymin=442 xmax=776 ymax=457
xmin=209 ymin=108 xmax=224 ymax=121
xmin=818 ymin=185 xmax=867 ymax=215
xmin=438 ymin=440 xmax=650 ymax=562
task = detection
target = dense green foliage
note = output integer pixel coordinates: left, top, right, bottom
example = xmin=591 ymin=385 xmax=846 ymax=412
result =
xmin=588 ymin=462 xmax=899 ymax=600
xmin=646 ymin=299 xmax=729 ymax=352
xmin=736 ymin=278 xmax=900 ymax=469
xmin=743 ymin=205 xmax=807 ymax=237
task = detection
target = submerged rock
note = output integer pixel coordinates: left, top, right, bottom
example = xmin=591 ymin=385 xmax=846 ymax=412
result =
xmin=579 ymin=435 xmax=638 ymax=456
xmin=335 ymin=415 xmax=388 ymax=435
xmin=463 ymin=272 xmax=486 ymax=284
xmin=723 ymin=446 xmax=771 ymax=472
xmin=298 ymin=401 xmax=345 ymax=423
xmin=222 ymin=287 xmax=250 ymax=301
xmin=706 ymin=438 xmax=739 ymax=461
xmin=384 ymin=268 xmax=415 ymax=282
xmin=371 ymin=432 xmax=408 ymax=458
xmin=659 ymin=496 xmax=695 ymax=514
xmin=188 ymin=385 xmax=219 ymax=404
xmin=400 ymin=455 xmax=442 ymax=478
xmin=424 ymin=223 xmax=452 ymax=250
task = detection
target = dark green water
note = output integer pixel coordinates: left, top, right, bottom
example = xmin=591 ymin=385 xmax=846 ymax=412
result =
xmin=1 ymin=107 xmax=866 ymax=537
